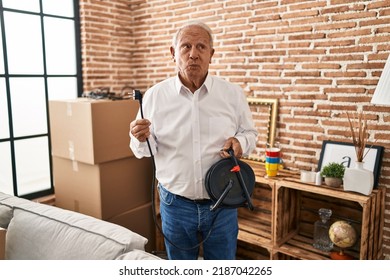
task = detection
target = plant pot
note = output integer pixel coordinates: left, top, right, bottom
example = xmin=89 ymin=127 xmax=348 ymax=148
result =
xmin=324 ymin=177 xmax=342 ymax=188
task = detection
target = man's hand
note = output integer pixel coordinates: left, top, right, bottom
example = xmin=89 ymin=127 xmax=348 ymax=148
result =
xmin=220 ymin=137 xmax=243 ymax=158
xmin=130 ymin=119 xmax=151 ymax=142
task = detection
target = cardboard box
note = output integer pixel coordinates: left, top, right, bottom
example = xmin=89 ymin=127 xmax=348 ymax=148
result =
xmin=49 ymin=98 xmax=139 ymax=164
xmin=108 ymin=203 xmax=156 ymax=253
xmin=53 ymin=156 xmax=153 ymax=220
xmin=0 ymin=227 xmax=5 ymax=260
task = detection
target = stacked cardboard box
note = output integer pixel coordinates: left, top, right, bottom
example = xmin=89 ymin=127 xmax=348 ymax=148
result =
xmin=49 ymin=98 xmax=155 ymax=252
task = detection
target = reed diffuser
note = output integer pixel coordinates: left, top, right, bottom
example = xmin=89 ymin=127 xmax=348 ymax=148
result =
xmin=346 ymin=110 xmax=369 ymax=162
xmin=344 ymin=110 xmax=374 ymax=195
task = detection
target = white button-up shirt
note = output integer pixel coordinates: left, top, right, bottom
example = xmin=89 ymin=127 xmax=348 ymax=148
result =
xmin=130 ymin=74 xmax=258 ymax=199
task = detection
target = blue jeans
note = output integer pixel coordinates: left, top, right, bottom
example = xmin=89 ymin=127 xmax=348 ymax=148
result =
xmin=158 ymin=184 xmax=238 ymax=260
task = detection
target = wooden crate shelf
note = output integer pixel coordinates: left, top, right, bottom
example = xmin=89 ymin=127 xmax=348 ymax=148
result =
xmin=237 ymin=176 xmax=274 ymax=256
xmin=273 ymin=178 xmax=385 ymax=260
xmin=236 ymin=239 xmax=270 ymax=260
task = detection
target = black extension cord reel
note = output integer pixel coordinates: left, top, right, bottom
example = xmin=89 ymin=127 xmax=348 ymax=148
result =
xmin=205 ymin=149 xmax=255 ymax=211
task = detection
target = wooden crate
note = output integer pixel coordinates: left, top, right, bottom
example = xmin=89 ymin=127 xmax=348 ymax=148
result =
xmin=236 ymin=239 xmax=270 ymax=260
xmin=273 ymin=179 xmax=385 ymax=260
xmin=237 ymin=177 xmax=274 ymax=256
xmin=237 ymin=160 xmax=301 ymax=259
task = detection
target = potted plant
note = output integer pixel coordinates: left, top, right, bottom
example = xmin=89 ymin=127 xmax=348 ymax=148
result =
xmin=320 ymin=162 xmax=345 ymax=188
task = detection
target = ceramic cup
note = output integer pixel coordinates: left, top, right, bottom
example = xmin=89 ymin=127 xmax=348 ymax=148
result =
xmin=300 ymin=170 xmax=316 ymax=183
xmin=266 ymin=156 xmax=280 ymax=164
xmin=265 ymin=148 xmax=281 ymax=158
xmin=265 ymin=162 xmax=280 ymax=177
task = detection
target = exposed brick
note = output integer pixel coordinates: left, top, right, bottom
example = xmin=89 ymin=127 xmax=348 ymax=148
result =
xmin=324 ymin=87 xmax=366 ymax=94
xmin=331 ymin=11 xmax=377 ymax=21
xmin=327 ymin=28 xmax=372 ymax=39
xmin=290 ymin=15 xmax=329 ymax=26
xmin=321 ymin=54 xmax=363 ymax=61
xmin=296 ymin=78 xmax=333 ymax=85
xmin=360 ymin=17 xmax=390 ymax=27
xmin=281 ymin=9 xmax=319 ymax=20
xmin=279 ymin=131 xmax=314 ymax=140
xmin=379 ymin=7 xmax=390 ymax=16
xmin=279 ymin=25 xmax=313 ymax=34
xmin=249 ymin=14 xmax=281 ymax=23
xmin=276 ymin=42 xmax=311 ymax=48
xmin=288 ymin=33 xmax=326 ymax=40
xmin=330 ymin=45 xmax=373 ymax=54
xmin=315 ymin=21 xmax=356 ymax=31
xmin=284 ymin=71 xmax=321 ymax=77
xmin=288 ymin=49 xmax=326 ymax=56
xmin=282 ymin=117 xmax=319 ymax=124
xmin=359 ymin=35 xmax=390 ymax=44
xmin=321 ymin=5 xmax=354 ymax=15
xmin=368 ymin=0 xmax=390 ymax=10
xmin=283 ymin=86 xmax=320 ymax=92
xmin=324 ymin=71 xmax=366 ymax=78
xmin=289 ymin=1 xmax=327 ymax=11
xmin=302 ymin=63 xmax=341 ymax=69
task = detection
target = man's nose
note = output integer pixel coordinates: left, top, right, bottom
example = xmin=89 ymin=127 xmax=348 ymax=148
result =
xmin=189 ymin=47 xmax=199 ymax=59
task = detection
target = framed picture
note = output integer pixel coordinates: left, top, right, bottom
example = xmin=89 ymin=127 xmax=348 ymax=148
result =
xmin=318 ymin=140 xmax=384 ymax=188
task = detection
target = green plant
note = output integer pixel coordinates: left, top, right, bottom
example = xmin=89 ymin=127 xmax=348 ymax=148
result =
xmin=320 ymin=162 xmax=345 ymax=179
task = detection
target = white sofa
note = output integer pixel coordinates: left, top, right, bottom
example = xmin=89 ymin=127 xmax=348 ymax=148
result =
xmin=0 ymin=192 xmax=160 ymax=260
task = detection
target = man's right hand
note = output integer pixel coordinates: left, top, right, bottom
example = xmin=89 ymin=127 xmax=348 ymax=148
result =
xmin=130 ymin=119 xmax=151 ymax=142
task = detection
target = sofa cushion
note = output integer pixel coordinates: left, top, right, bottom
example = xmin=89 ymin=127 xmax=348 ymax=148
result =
xmin=0 ymin=204 xmax=12 ymax=229
xmin=0 ymin=192 xmax=14 ymax=229
xmin=6 ymin=206 xmax=148 ymax=260
xmin=0 ymin=192 xmax=11 ymax=201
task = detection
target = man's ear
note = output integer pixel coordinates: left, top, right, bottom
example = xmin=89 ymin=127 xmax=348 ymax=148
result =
xmin=170 ymin=46 xmax=175 ymax=60
xmin=209 ymin=48 xmax=215 ymax=63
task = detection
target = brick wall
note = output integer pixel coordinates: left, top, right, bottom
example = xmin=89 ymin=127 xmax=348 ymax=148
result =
xmin=80 ymin=0 xmax=390 ymax=258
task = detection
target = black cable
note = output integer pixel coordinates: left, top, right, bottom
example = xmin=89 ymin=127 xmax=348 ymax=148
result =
xmin=133 ymin=90 xmax=219 ymax=253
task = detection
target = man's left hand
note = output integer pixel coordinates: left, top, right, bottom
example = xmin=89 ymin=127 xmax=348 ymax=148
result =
xmin=220 ymin=137 xmax=243 ymax=158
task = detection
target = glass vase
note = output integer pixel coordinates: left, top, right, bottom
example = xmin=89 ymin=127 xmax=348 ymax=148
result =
xmin=343 ymin=161 xmax=374 ymax=195
xmin=313 ymin=208 xmax=333 ymax=252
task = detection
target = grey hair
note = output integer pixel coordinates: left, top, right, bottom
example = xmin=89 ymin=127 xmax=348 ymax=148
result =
xmin=171 ymin=21 xmax=214 ymax=49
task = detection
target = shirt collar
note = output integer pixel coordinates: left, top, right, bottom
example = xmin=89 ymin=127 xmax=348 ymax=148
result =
xmin=175 ymin=73 xmax=213 ymax=95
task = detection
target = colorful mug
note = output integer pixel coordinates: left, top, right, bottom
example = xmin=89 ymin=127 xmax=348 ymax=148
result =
xmin=265 ymin=162 xmax=281 ymax=177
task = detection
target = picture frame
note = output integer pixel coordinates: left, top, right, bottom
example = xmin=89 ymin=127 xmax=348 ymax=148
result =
xmin=318 ymin=140 xmax=384 ymax=188
xmin=246 ymin=97 xmax=278 ymax=162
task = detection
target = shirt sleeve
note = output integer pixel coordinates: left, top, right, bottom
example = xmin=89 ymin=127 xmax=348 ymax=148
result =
xmin=129 ymin=131 xmax=157 ymax=159
xmin=234 ymin=90 xmax=258 ymax=157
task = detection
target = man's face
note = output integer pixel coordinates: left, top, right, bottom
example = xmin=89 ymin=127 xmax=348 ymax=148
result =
xmin=170 ymin=25 xmax=214 ymax=86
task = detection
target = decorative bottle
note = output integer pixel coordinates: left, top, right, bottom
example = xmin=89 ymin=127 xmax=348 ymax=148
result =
xmin=343 ymin=161 xmax=374 ymax=196
xmin=313 ymin=208 xmax=333 ymax=252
